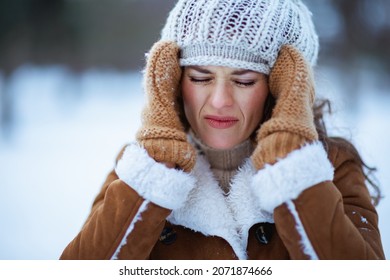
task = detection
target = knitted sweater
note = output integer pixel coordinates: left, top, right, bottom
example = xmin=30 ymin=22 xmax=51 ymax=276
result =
xmin=189 ymin=131 xmax=254 ymax=193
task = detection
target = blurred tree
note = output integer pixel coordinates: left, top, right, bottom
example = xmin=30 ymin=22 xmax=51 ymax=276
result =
xmin=307 ymin=0 xmax=390 ymax=72
xmin=71 ymin=0 xmax=177 ymax=70
xmin=1 ymin=0 xmax=388 ymax=71
xmin=0 ymin=0 xmax=82 ymax=139
xmin=0 ymin=0 xmax=82 ymax=71
xmin=0 ymin=0 xmax=178 ymax=70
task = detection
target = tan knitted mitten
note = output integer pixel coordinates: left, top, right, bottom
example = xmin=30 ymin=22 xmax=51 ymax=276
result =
xmin=136 ymin=41 xmax=196 ymax=172
xmin=251 ymin=45 xmax=318 ymax=170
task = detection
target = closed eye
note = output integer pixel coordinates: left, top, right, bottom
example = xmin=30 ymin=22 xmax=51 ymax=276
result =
xmin=189 ymin=77 xmax=212 ymax=84
xmin=234 ymin=80 xmax=256 ymax=87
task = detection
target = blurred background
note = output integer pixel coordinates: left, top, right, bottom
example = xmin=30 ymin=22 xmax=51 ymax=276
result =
xmin=0 ymin=0 xmax=389 ymax=259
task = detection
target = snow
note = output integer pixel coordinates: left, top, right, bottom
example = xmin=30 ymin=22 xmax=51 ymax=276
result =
xmin=0 ymin=66 xmax=144 ymax=259
xmin=0 ymin=64 xmax=389 ymax=259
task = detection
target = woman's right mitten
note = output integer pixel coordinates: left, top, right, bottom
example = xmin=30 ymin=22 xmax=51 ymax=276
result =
xmin=136 ymin=41 xmax=196 ymax=173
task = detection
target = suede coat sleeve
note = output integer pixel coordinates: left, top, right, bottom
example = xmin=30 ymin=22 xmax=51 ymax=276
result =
xmin=272 ymin=140 xmax=385 ymax=259
xmin=60 ymin=144 xmax=195 ymax=260
xmin=60 ymin=177 xmax=171 ymax=260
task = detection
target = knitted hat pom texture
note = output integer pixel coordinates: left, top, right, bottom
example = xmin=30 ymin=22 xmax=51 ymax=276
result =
xmin=161 ymin=0 xmax=319 ymax=74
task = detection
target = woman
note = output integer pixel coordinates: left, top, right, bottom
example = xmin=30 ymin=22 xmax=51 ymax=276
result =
xmin=60 ymin=0 xmax=385 ymax=259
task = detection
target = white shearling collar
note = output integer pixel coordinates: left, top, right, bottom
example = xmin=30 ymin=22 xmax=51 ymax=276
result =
xmin=167 ymin=154 xmax=274 ymax=260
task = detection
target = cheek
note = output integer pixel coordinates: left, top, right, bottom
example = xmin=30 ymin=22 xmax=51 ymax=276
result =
xmin=243 ymin=87 xmax=269 ymax=122
xmin=181 ymin=81 xmax=199 ymax=121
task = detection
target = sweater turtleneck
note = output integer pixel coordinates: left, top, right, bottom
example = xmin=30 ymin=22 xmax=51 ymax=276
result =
xmin=189 ymin=131 xmax=255 ymax=193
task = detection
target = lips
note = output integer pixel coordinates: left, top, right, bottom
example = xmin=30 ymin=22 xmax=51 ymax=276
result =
xmin=205 ymin=115 xmax=239 ymax=129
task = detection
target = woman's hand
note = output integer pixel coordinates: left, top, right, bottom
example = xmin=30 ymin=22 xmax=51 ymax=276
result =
xmin=251 ymin=45 xmax=318 ymax=170
xmin=136 ymin=41 xmax=196 ymax=172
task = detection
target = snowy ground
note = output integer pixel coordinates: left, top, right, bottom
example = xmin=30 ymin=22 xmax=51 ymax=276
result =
xmin=0 ymin=65 xmax=389 ymax=259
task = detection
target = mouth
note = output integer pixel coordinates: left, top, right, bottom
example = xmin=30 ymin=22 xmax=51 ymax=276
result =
xmin=204 ymin=115 xmax=239 ymax=129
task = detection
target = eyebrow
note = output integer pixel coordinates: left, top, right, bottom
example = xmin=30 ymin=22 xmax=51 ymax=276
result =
xmin=231 ymin=69 xmax=254 ymax=75
xmin=187 ymin=66 xmax=255 ymax=75
xmin=187 ymin=66 xmax=212 ymax=74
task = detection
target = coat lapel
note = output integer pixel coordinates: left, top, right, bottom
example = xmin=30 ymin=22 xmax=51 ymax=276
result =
xmin=167 ymin=155 xmax=274 ymax=259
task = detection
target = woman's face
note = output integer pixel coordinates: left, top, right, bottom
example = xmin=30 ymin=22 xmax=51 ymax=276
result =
xmin=181 ymin=65 xmax=269 ymax=150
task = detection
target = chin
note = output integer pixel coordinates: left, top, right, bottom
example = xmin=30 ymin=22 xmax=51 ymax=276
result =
xmin=204 ymin=139 xmax=238 ymax=150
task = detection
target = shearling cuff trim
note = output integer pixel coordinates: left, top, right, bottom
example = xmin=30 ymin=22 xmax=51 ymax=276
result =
xmin=251 ymin=142 xmax=334 ymax=212
xmin=115 ymin=143 xmax=196 ymax=210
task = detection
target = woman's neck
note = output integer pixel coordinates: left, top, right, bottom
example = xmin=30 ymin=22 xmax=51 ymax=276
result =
xmin=189 ymin=130 xmax=254 ymax=193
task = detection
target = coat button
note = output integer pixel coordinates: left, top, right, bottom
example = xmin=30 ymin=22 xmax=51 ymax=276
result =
xmin=255 ymin=223 xmax=274 ymax=245
xmin=159 ymin=227 xmax=177 ymax=245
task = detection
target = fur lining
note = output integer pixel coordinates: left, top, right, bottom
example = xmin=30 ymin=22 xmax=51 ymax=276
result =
xmin=115 ymin=143 xmax=196 ymax=210
xmin=111 ymin=200 xmax=150 ymax=260
xmin=227 ymin=159 xmax=274 ymax=248
xmin=251 ymin=141 xmax=334 ymax=212
xmin=167 ymin=155 xmax=273 ymax=260
xmin=286 ymin=200 xmax=319 ymax=259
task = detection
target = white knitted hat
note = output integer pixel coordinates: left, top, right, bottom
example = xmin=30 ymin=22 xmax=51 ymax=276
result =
xmin=161 ymin=0 xmax=319 ymax=74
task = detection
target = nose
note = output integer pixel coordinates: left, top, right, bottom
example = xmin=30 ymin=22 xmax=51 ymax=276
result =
xmin=209 ymin=81 xmax=234 ymax=109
